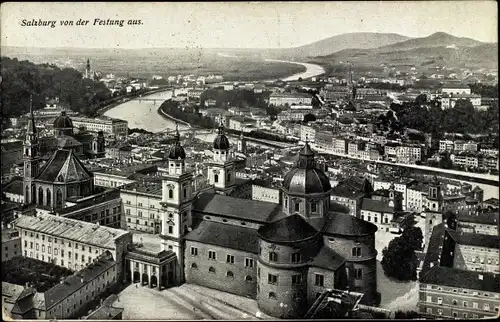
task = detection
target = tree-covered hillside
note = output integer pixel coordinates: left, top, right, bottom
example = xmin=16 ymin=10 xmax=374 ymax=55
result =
xmin=1 ymin=57 xmax=111 ymax=118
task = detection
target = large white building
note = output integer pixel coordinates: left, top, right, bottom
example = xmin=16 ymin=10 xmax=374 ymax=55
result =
xmin=71 ymin=117 xmax=128 ymax=136
xmin=269 ymin=93 xmax=313 ymax=107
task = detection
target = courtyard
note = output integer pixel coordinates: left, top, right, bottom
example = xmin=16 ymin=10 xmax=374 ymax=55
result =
xmin=112 ymin=283 xmax=274 ymax=320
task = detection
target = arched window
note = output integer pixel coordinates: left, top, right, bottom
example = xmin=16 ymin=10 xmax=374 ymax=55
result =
xmin=168 ymin=189 xmax=173 ymax=199
xmin=226 ymin=271 xmax=234 ymax=278
xmin=269 ymin=292 xmax=277 ymax=300
xmin=269 ymin=252 xmax=278 ymax=262
xmin=191 ymin=263 xmax=197 ymax=269
xmin=56 ymin=189 xmax=63 ymax=208
xmin=25 ymin=186 xmax=30 ymax=202
xmin=214 ymin=174 xmax=219 ymax=183
xmin=46 ymin=189 xmax=51 ymax=207
xmin=38 ymin=187 xmax=44 ymax=205
xmin=31 ymin=185 xmax=36 ymax=204
xmin=245 ymin=275 xmax=252 ymax=282
xmin=208 ymin=266 xmax=215 ymax=274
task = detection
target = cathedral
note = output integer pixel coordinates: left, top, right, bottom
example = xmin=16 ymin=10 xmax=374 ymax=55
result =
xmin=155 ymin=123 xmax=379 ymax=318
xmin=22 ymin=105 xmax=99 ymax=208
xmin=38 ymin=110 xmax=106 ymax=159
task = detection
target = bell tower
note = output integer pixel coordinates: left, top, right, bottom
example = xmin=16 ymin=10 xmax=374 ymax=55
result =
xmin=207 ymin=123 xmax=237 ymax=193
xmin=160 ymin=125 xmax=194 ymax=284
xmin=23 ymin=95 xmax=40 ymax=204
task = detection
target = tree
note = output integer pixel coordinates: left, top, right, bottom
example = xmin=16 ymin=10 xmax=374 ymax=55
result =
xmin=438 ymin=152 xmax=454 ymax=169
xmin=381 ymin=237 xmax=418 ymax=281
xmin=402 ymin=226 xmax=423 ymax=251
xmin=303 ymin=113 xmax=317 ymax=123
xmin=415 ymin=93 xmax=427 ymax=105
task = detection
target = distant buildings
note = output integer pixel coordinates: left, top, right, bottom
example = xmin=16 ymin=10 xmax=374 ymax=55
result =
xmin=72 ymin=117 xmax=128 ymax=136
xmin=269 ymin=92 xmax=313 ymax=107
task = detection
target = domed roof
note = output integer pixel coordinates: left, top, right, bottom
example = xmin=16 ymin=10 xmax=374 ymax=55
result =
xmin=167 ymin=125 xmax=186 ymax=160
xmin=53 ymin=111 xmax=73 ymax=129
xmin=282 ymin=143 xmax=332 ymax=194
xmin=213 ymin=124 xmax=230 ymax=150
xmin=258 ymin=214 xmax=319 ymax=243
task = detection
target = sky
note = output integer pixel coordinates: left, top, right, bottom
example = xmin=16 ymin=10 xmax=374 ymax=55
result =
xmin=1 ymin=1 xmax=498 ymax=49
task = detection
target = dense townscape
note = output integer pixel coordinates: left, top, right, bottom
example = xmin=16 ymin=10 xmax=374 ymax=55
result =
xmin=1 ymin=18 xmax=499 ymax=321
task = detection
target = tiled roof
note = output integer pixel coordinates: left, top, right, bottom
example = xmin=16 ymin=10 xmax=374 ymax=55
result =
xmin=456 ymin=210 xmax=499 ymax=226
xmin=36 ymin=149 xmax=92 ymax=183
xmin=3 ymin=179 xmax=23 ymax=195
xmin=13 ymin=212 xmax=130 ymax=249
xmin=258 ymin=214 xmax=319 ymax=243
xmin=43 ymin=251 xmax=116 ymax=310
xmin=419 ymin=223 xmax=500 ymax=293
xmin=185 ymin=220 xmax=259 ymax=254
xmin=420 ymin=266 xmax=500 ymax=293
xmin=193 ymin=192 xmax=281 ymax=223
xmin=448 ymin=230 xmax=499 ymax=249
xmin=361 ymin=198 xmax=394 ymax=214
xmin=322 ymin=212 xmax=378 ymax=236
xmin=311 ymin=245 xmax=345 ymax=271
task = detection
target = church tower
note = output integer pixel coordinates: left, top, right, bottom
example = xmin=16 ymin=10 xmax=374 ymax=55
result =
xmin=160 ymin=124 xmax=194 ymax=284
xmin=423 ymin=176 xmax=444 ymax=251
xmin=207 ymin=123 xmax=237 ymax=193
xmin=237 ymin=132 xmax=247 ymax=154
xmin=23 ymin=95 xmax=41 ymax=204
xmin=85 ymin=59 xmax=91 ymax=79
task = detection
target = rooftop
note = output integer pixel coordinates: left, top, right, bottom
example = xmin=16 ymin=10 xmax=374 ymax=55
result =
xmin=258 ymin=214 xmax=319 ymax=243
xmin=193 ymin=192 xmax=281 ymax=224
xmin=13 ymin=212 xmax=130 ymax=249
xmin=185 ymin=220 xmax=259 ymax=254
xmin=361 ymin=198 xmax=394 ymax=213
xmin=43 ymin=251 xmax=116 ymax=310
xmin=121 ymin=179 xmax=163 ymax=196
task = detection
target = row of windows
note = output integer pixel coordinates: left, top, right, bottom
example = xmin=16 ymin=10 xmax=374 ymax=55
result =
xmin=283 ymin=199 xmax=320 ymax=213
xmin=190 ymin=247 xmax=255 ymax=267
xmin=426 ymin=308 xmax=479 ymax=319
xmin=191 ymin=264 xmax=253 ymax=281
xmin=25 ymin=241 xmax=100 ymax=255
xmin=428 ymin=296 xmax=496 ymax=309
xmin=361 ymin=214 xmax=389 ymax=224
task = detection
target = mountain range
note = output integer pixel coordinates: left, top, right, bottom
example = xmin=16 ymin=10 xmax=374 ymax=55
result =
xmin=2 ymin=32 xmax=497 ymax=72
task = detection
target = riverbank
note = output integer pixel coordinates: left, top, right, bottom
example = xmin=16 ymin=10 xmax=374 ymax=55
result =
xmin=96 ymin=86 xmax=172 ymax=116
xmin=157 ymin=101 xmax=191 ymax=129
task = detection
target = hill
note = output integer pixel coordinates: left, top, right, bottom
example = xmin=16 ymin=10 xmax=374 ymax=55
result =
xmin=285 ymin=32 xmax=411 ymax=58
xmin=311 ymin=33 xmax=497 ymax=70
xmin=375 ymin=32 xmax=485 ymax=51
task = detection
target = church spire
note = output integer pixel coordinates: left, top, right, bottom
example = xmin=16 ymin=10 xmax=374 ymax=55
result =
xmin=297 ymin=141 xmax=316 ymax=169
xmin=26 ymin=95 xmax=37 ymax=138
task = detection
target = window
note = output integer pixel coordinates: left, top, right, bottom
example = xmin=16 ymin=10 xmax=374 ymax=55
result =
xmin=294 ymin=202 xmax=300 ymax=212
xmin=484 ymin=304 xmax=490 ymax=311
xmin=183 ymin=188 xmax=187 ymax=198
xmin=191 ymin=247 xmax=198 ymax=256
xmin=226 ymin=254 xmax=235 ymax=264
xmin=311 ymin=202 xmax=317 ymax=213
xmin=257 ymin=268 xmax=260 ymax=277
xmin=426 ymin=308 xmax=432 ymax=314
xmin=291 ymin=252 xmax=301 ymax=263
xmin=292 ymin=274 xmax=302 ymax=285
xmin=168 ymin=189 xmax=173 ymax=199
xmin=268 ymin=274 xmax=278 ymax=285
xmin=226 ymin=271 xmax=234 ymax=278
xmin=315 ymin=274 xmax=324 ymax=286
xmin=269 ymin=252 xmax=278 ymax=262
xmin=426 ymin=296 xmax=432 ymax=302
xmin=191 ymin=263 xmax=197 ymax=269
xmin=463 ymin=301 xmax=468 ymax=307
xmin=208 ymin=250 xmax=216 ymax=260
xmin=352 ymin=247 xmax=362 ymax=257
xmin=354 ymin=268 xmax=363 ymax=280
xmin=168 ymin=226 xmax=173 ymax=234
xmin=269 ymin=292 xmax=277 ymax=300
xmin=36 ymin=243 xmax=39 ymax=251
xmin=245 ymin=258 xmax=253 ymax=268
xmin=30 ymin=242 xmax=33 ymax=249
xmin=48 ymin=246 xmax=51 ymax=254
xmin=452 ymin=299 xmax=457 ymax=305
xmin=214 ymin=174 xmax=219 ymax=183
xmin=473 ymin=302 xmax=479 ymax=309
xmin=138 ymin=211 xmax=143 ymax=217
xmin=437 ymin=297 xmax=443 ymax=305
xmin=208 ymin=266 xmax=216 ymax=274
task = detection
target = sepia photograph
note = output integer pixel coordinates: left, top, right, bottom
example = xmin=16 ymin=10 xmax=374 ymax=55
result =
xmin=0 ymin=1 xmax=499 ymax=320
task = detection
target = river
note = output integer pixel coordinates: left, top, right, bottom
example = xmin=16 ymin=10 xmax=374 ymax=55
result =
xmin=104 ymin=58 xmax=326 ymax=134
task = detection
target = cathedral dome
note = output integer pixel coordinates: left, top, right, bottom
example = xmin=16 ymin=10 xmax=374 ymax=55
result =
xmin=167 ymin=125 xmax=186 ymax=160
xmin=213 ymin=124 xmax=230 ymax=150
xmin=53 ymin=111 xmax=73 ymax=129
xmin=282 ymin=143 xmax=332 ymax=194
